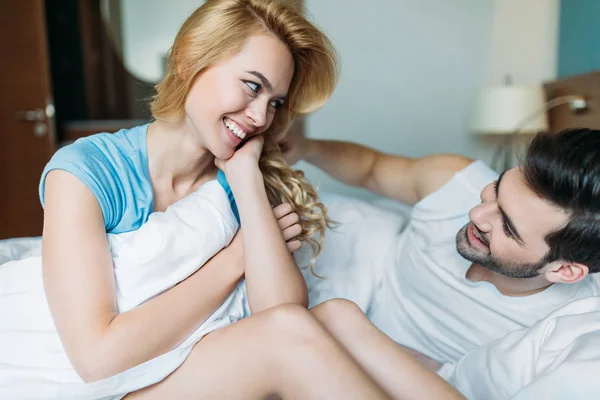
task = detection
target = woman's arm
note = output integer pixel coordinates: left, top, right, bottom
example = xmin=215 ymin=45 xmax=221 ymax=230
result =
xmin=42 ymin=170 xmax=244 ymax=382
xmin=217 ymin=137 xmax=308 ymax=313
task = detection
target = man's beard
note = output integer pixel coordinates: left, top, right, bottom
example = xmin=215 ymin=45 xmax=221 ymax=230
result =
xmin=455 ymin=223 xmax=546 ymax=279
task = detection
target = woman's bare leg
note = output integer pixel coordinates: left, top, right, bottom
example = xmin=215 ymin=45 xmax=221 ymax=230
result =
xmin=310 ymin=299 xmax=465 ymax=400
xmin=124 ymin=304 xmax=390 ymax=400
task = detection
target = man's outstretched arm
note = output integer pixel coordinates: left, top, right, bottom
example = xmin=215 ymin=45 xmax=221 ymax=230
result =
xmin=283 ymin=132 xmax=473 ymax=205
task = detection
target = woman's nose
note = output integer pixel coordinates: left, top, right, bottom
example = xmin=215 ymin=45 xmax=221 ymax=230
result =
xmin=246 ymin=100 xmax=268 ymax=128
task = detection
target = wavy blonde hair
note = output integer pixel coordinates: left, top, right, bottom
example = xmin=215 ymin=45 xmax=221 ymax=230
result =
xmin=150 ymin=0 xmax=339 ymax=275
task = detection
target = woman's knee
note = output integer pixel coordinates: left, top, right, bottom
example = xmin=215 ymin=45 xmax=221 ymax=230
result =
xmin=311 ymin=298 xmax=366 ymax=328
xmin=263 ymin=303 xmax=322 ymax=337
xmin=186 ymin=304 xmax=323 ymax=363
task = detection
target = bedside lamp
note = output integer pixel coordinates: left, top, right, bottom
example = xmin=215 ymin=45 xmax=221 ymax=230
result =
xmin=471 ymin=86 xmax=549 ymax=135
xmin=471 ymin=85 xmax=586 ymax=170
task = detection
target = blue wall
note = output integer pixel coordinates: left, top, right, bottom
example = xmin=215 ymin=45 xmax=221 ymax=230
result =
xmin=557 ymin=0 xmax=600 ymax=78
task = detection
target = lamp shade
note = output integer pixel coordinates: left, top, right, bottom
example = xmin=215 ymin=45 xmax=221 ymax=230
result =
xmin=471 ymin=86 xmax=549 ymax=135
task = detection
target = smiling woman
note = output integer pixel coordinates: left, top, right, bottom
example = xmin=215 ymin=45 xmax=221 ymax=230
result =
xmin=0 ymin=0 xmax=374 ymax=399
xmin=175 ymin=34 xmax=295 ymax=160
xmin=150 ymin=0 xmax=338 ymax=271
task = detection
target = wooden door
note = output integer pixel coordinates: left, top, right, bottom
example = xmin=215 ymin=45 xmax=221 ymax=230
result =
xmin=0 ymin=0 xmax=57 ymax=239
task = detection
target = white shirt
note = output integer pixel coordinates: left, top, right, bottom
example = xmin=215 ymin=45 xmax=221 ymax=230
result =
xmin=368 ymin=161 xmax=600 ymax=363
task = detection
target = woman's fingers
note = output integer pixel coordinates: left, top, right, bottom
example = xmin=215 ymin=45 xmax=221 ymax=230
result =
xmin=278 ymin=212 xmax=300 ymax=231
xmin=273 ymin=203 xmax=294 ymax=219
xmin=274 ymin=203 xmax=300 ymax=232
xmin=282 ymin=223 xmax=302 ymax=241
xmin=274 ymin=203 xmax=302 ymax=252
xmin=286 ymin=239 xmax=302 ymax=253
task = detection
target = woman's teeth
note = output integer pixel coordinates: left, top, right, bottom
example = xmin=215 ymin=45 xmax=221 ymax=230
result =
xmin=225 ymin=119 xmax=247 ymax=140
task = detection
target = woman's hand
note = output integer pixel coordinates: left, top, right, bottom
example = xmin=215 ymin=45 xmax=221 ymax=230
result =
xmin=273 ymin=203 xmax=302 ymax=253
xmin=214 ymin=136 xmax=264 ymax=181
xmin=216 ymin=134 xmax=308 ymax=311
xmin=228 ymin=202 xmax=302 ymax=270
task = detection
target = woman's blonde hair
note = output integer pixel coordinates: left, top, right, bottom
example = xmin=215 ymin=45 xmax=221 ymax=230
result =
xmin=151 ymin=0 xmax=339 ymax=275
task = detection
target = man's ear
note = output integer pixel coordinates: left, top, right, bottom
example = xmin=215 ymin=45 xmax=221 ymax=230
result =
xmin=543 ymin=261 xmax=589 ymax=284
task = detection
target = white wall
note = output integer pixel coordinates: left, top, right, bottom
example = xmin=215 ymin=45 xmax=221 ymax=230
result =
xmin=476 ymin=0 xmax=560 ymax=170
xmin=301 ymin=0 xmax=558 ymax=198
xmin=484 ymin=0 xmax=559 ymax=86
xmin=116 ymin=0 xmax=559 ymax=198
xmin=119 ymin=0 xmax=204 ymax=82
xmin=301 ymin=0 xmax=494 ymax=198
xmin=476 ymin=0 xmax=559 ymax=170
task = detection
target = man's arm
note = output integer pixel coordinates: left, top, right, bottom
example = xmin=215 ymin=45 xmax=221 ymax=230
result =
xmin=285 ymin=135 xmax=473 ymax=205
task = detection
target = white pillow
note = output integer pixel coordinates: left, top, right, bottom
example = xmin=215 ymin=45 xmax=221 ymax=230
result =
xmin=296 ymin=192 xmax=410 ymax=311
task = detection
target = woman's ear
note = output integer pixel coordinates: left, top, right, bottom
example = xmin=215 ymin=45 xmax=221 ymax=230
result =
xmin=544 ymin=261 xmax=589 ymax=284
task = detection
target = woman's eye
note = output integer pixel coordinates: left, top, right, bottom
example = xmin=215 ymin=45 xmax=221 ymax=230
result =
xmin=270 ymin=100 xmax=283 ymax=109
xmin=244 ymin=81 xmax=260 ymax=93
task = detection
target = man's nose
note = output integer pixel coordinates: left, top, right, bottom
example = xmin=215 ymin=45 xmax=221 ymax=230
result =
xmin=469 ymin=202 xmax=495 ymax=233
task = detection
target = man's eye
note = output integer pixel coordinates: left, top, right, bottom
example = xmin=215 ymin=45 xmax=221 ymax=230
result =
xmin=503 ymin=221 xmax=514 ymax=239
xmin=244 ymin=81 xmax=260 ymax=93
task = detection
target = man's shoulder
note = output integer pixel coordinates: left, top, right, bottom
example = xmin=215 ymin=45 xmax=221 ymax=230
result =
xmin=414 ymin=155 xmax=475 ymax=200
xmin=412 ymin=160 xmax=498 ymax=218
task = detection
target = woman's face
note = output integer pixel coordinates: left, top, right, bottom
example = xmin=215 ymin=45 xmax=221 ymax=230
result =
xmin=184 ymin=34 xmax=295 ymax=159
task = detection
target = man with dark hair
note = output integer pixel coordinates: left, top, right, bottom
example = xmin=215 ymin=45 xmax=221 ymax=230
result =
xmin=283 ymin=128 xmax=600 ymax=369
xmin=521 ymin=130 xmax=600 ymax=274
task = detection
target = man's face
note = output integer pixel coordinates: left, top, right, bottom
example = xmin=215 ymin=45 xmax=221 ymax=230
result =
xmin=456 ymin=167 xmax=570 ymax=278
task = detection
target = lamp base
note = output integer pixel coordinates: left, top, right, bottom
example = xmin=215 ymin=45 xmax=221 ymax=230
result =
xmin=490 ymin=135 xmax=514 ymax=172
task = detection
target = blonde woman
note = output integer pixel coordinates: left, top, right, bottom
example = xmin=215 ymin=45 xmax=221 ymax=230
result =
xmin=0 ymin=1 xmax=465 ymax=399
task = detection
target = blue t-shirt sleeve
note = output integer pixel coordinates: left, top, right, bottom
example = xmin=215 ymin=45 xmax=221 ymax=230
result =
xmin=41 ymin=133 xmax=237 ymax=232
xmin=39 ymin=140 xmax=123 ymax=231
xmin=217 ymin=170 xmax=240 ymax=225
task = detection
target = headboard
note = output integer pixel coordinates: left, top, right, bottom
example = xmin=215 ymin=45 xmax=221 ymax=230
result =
xmin=543 ymin=70 xmax=600 ymax=133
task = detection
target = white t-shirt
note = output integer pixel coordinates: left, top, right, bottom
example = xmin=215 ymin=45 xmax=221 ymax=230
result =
xmin=437 ymin=296 xmax=600 ymax=400
xmin=368 ymin=161 xmax=600 ymax=363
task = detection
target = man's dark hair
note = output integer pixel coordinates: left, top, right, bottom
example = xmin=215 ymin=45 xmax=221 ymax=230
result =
xmin=522 ymin=128 xmax=600 ymax=273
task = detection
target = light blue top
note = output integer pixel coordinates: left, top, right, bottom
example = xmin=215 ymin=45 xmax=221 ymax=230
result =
xmin=39 ymin=123 xmax=238 ymax=234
